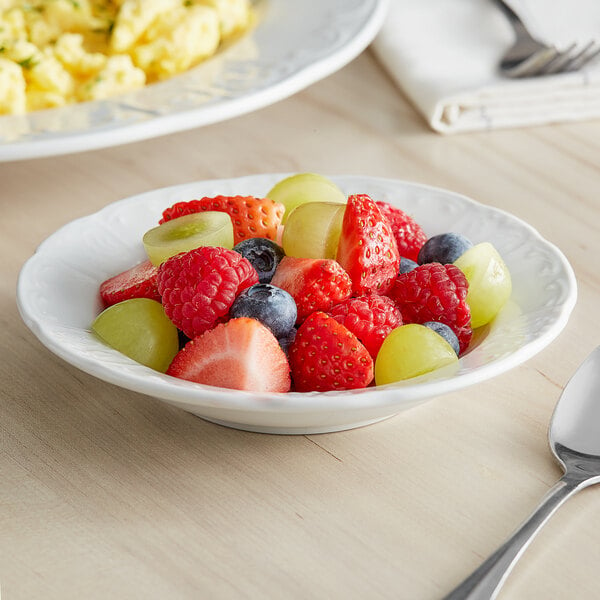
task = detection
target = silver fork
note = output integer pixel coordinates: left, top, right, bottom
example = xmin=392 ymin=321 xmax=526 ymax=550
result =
xmin=494 ymin=0 xmax=600 ymax=77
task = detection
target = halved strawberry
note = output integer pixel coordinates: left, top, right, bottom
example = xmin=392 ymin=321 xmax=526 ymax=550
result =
xmin=166 ymin=318 xmax=291 ymax=392
xmin=270 ymin=256 xmax=352 ymax=324
xmin=336 ymin=194 xmax=400 ymax=296
xmin=288 ymin=311 xmax=373 ymax=392
xmin=159 ymin=195 xmax=285 ymax=245
xmin=99 ymin=260 xmax=160 ymax=307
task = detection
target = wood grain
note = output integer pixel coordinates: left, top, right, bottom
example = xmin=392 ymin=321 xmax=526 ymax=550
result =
xmin=1 ymin=50 xmax=599 ymax=599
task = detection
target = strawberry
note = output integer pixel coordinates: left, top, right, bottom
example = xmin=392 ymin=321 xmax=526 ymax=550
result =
xmin=99 ymin=259 xmax=160 ymax=307
xmin=328 ymin=294 xmax=402 ymax=359
xmin=270 ymin=256 xmax=352 ymax=324
xmin=376 ymin=201 xmax=427 ymax=263
xmin=167 ymin=318 xmax=291 ymax=392
xmin=336 ymin=194 xmax=400 ymax=295
xmin=387 ymin=262 xmax=472 ymax=354
xmin=159 ymin=195 xmax=285 ymax=245
xmin=288 ymin=311 xmax=373 ymax=392
xmin=157 ymin=246 xmax=258 ymax=339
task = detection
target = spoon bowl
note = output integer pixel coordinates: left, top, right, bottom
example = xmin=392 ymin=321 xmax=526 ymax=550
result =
xmin=550 ymin=346 xmax=600 ymax=460
xmin=445 ymin=346 xmax=600 ymax=600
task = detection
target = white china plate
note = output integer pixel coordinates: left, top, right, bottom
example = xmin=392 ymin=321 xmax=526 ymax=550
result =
xmin=0 ymin=0 xmax=388 ymax=162
xmin=17 ymin=174 xmax=577 ymax=434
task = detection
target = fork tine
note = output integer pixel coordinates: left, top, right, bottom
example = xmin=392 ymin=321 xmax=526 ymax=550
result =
xmin=505 ymin=47 xmax=559 ymax=78
xmin=565 ymin=41 xmax=600 ymax=72
xmin=538 ymin=43 xmax=578 ymax=75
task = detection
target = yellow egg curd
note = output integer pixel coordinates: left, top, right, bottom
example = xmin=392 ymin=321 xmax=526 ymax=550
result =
xmin=0 ymin=0 xmax=252 ymax=114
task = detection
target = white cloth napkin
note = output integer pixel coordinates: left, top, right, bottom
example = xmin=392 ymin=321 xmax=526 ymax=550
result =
xmin=372 ymin=0 xmax=600 ymax=133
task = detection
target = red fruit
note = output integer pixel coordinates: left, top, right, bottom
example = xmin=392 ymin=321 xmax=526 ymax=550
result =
xmin=376 ymin=201 xmax=427 ymax=262
xmin=270 ymin=256 xmax=352 ymax=324
xmin=288 ymin=311 xmax=373 ymax=392
xmin=336 ymin=194 xmax=400 ymax=295
xmin=159 ymin=195 xmax=285 ymax=245
xmin=167 ymin=318 xmax=291 ymax=392
xmin=99 ymin=259 xmax=160 ymax=307
xmin=328 ymin=294 xmax=402 ymax=359
xmin=388 ymin=263 xmax=472 ymax=353
xmin=157 ymin=246 xmax=258 ymax=339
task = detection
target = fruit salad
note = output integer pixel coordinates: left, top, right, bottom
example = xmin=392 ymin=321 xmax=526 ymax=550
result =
xmin=92 ymin=173 xmax=512 ymax=394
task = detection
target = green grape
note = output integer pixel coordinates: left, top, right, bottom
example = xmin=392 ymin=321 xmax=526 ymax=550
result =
xmin=454 ymin=242 xmax=512 ymax=329
xmin=282 ymin=201 xmax=346 ymax=259
xmin=143 ymin=211 xmax=234 ymax=266
xmin=92 ymin=298 xmax=179 ymax=372
xmin=375 ymin=324 xmax=458 ymax=385
xmin=266 ymin=173 xmax=346 ymax=224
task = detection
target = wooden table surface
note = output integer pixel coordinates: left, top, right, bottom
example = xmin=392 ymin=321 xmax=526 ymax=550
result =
xmin=2 ymin=47 xmax=600 ymax=600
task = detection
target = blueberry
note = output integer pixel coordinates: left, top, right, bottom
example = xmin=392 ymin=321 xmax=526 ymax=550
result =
xmin=399 ymin=257 xmax=418 ymax=274
xmin=418 ymin=233 xmax=473 ymax=265
xmin=230 ymin=283 xmax=297 ymax=339
xmin=178 ymin=329 xmax=191 ymax=350
xmin=233 ymin=238 xmax=285 ymax=283
xmin=278 ymin=327 xmax=297 ymax=356
xmin=423 ymin=321 xmax=460 ymax=356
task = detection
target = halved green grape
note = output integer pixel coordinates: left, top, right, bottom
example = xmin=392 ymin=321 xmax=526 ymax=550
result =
xmin=143 ymin=211 xmax=234 ymax=266
xmin=454 ymin=242 xmax=512 ymax=329
xmin=282 ymin=201 xmax=346 ymax=259
xmin=266 ymin=173 xmax=346 ymax=224
xmin=92 ymin=298 xmax=179 ymax=372
xmin=375 ymin=323 xmax=458 ymax=385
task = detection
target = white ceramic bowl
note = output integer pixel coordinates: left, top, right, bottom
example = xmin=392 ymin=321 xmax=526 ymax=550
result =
xmin=17 ymin=174 xmax=577 ymax=434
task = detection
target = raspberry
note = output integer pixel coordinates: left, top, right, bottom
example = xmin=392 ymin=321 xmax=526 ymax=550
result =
xmin=159 ymin=195 xmax=285 ymax=245
xmin=288 ymin=311 xmax=373 ymax=392
xmin=157 ymin=246 xmax=258 ymax=339
xmin=328 ymin=294 xmax=402 ymax=359
xmin=387 ymin=263 xmax=472 ymax=353
xmin=376 ymin=201 xmax=427 ymax=263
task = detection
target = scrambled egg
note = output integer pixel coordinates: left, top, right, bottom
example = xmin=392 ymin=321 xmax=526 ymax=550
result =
xmin=0 ymin=0 xmax=251 ymax=114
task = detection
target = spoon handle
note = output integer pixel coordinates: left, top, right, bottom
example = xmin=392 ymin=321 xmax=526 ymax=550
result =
xmin=442 ymin=474 xmax=586 ymax=600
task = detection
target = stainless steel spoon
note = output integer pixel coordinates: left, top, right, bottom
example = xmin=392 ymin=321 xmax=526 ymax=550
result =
xmin=444 ymin=346 xmax=600 ymax=600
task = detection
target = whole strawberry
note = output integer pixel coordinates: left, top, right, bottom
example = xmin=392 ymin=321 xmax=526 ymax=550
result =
xmin=328 ymin=294 xmax=402 ymax=359
xmin=157 ymin=246 xmax=258 ymax=339
xmin=289 ymin=311 xmax=373 ymax=392
xmin=270 ymin=256 xmax=352 ymax=324
xmin=160 ymin=195 xmax=285 ymax=245
xmin=376 ymin=201 xmax=427 ymax=263
xmin=387 ymin=262 xmax=472 ymax=354
xmin=336 ymin=194 xmax=400 ymax=295
xmin=99 ymin=259 xmax=160 ymax=306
